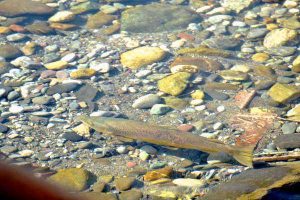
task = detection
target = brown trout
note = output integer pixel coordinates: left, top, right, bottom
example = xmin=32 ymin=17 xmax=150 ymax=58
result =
xmin=75 ymin=116 xmax=254 ymax=167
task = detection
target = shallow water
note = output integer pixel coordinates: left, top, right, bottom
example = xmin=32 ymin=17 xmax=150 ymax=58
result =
xmin=0 ymin=0 xmax=300 ymax=199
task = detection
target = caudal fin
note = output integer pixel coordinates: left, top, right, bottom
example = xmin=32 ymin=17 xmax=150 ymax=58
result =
xmin=231 ymin=145 xmax=255 ymax=168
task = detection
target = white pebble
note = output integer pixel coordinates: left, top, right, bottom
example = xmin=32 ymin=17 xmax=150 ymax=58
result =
xmin=116 ymin=146 xmax=127 ymax=154
xmin=217 ymin=105 xmax=225 ymax=112
xmin=9 ymin=105 xmax=24 ymax=114
xmin=213 ymin=122 xmax=223 ymax=130
xmin=18 ymin=149 xmax=34 ymax=157
xmin=195 ymin=105 xmax=206 ymax=111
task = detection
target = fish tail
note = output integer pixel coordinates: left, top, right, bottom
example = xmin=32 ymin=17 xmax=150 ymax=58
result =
xmin=230 ymin=145 xmax=255 ymax=168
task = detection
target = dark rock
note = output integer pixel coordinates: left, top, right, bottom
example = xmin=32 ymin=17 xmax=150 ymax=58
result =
xmin=25 ymin=22 xmax=55 ymax=35
xmin=29 ymin=116 xmax=49 ymax=124
xmin=274 ymin=134 xmax=300 ymax=149
xmin=0 ymin=0 xmax=55 ymax=17
xmin=204 ymin=89 xmax=229 ymax=100
xmin=46 ymin=83 xmax=80 ymax=95
xmin=62 ymin=132 xmax=83 ymax=142
xmin=75 ymin=84 xmax=99 ymax=111
xmin=121 ymin=3 xmax=200 ymax=33
xmin=0 ymin=44 xmax=23 ymax=59
xmin=0 ymin=124 xmax=9 ymax=133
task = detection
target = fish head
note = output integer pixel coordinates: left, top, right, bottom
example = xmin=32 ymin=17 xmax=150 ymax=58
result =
xmin=75 ymin=115 xmax=110 ymax=133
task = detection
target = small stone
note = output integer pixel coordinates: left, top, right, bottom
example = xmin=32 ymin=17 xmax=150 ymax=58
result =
xmin=80 ymin=192 xmax=117 ymax=200
xmin=73 ymin=123 xmax=90 ymax=137
xmin=218 ymin=70 xmax=249 ymax=81
xmin=157 ymin=72 xmax=191 ymax=96
xmin=62 ymin=132 xmax=83 ymax=142
xmin=263 ymin=28 xmax=297 ymax=48
xmin=172 ymin=178 xmax=205 ymax=187
xmin=70 ymin=68 xmax=96 ymax=79
xmin=150 ymin=104 xmax=171 ymax=115
xmin=61 ymin=53 xmax=76 ymax=62
xmin=191 ymin=90 xmax=205 ymax=100
xmin=0 ymin=124 xmax=9 ymax=133
xmin=0 ymin=44 xmax=22 ymax=59
xmin=119 ymin=189 xmax=143 ymax=200
xmin=252 ymin=53 xmax=270 ymax=62
xmin=281 ymin=122 xmax=297 ymax=134
xmin=48 ymin=11 xmax=75 ymax=23
xmin=92 ymin=180 xmax=106 ymax=192
xmin=116 ymin=146 xmax=127 ymax=154
xmin=6 ymin=33 xmax=27 ymax=42
xmin=140 ymin=145 xmax=157 ymax=155
xmin=48 ymin=168 xmax=91 ymax=192
xmin=292 ymin=56 xmax=300 ymax=73
xmin=121 ymin=47 xmax=166 ymax=69
xmin=17 ymin=150 xmax=33 ymax=159
xmin=274 ymin=134 xmax=300 ymax=149
xmin=46 ymin=83 xmax=80 ymax=95
xmin=9 ymin=105 xmax=24 ymax=114
xmin=231 ymin=64 xmax=251 ymax=73
xmin=267 ymin=83 xmax=300 ymax=103
xmin=86 ymin=12 xmax=116 ymax=29
xmin=213 ymin=122 xmax=223 ymax=130
xmin=132 ymin=94 xmax=161 ymax=109
xmin=0 ymin=26 xmax=11 ymax=34
xmin=7 ymin=91 xmax=20 ymax=101
xmin=90 ymin=62 xmax=110 ymax=73
xmin=32 ymin=96 xmax=54 ymax=105
xmin=144 ymin=166 xmax=173 ymax=182
xmin=44 ymin=60 xmax=68 ymax=70
xmin=177 ymin=124 xmax=194 ymax=132
xmin=139 ymin=151 xmax=149 ymax=161
xmin=115 ymin=177 xmax=135 ymax=191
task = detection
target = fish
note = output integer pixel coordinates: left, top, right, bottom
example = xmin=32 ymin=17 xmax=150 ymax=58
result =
xmin=75 ymin=115 xmax=254 ymax=167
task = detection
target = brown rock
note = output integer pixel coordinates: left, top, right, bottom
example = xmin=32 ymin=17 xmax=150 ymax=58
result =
xmin=253 ymin=65 xmax=276 ymax=79
xmin=0 ymin=0 xmax=55 ymax=17
xmin=144 ymin=166 xmax=173 ymax=182
xmin=119 ymin=189 xmax=143 ymax=200
xmin=87 ymin=12 xmax=116 ymax=29
xmin=0 ymin=44 xmax=23 ymax=59
xmin=170 ymin=57 xmax=223 ymax=73
xmin=274 ymin=134 xmax=300 ymax=149
xmin=25 ymin=22 xmax=55 ymax=35
xmin=115 ymin=177 xmax=135 ymax=191
xmin=50 ymin=23 xmax=77 ymax=31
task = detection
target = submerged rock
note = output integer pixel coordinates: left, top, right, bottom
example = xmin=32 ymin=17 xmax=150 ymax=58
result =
xmin=267 ymin=83 xmax=300 ymax=103
xmin=0 ymin=44 xmax=22 ymax=59
xmin=158 ymin=72 xmax=191 ymax=96
xmin=0 ymin=0 xmax=55 ymax=17
xmin=48 ymin=168 xmax=92 ymax=192
xmin=263 ymin=28 xmax=298 ymax=48
xmin=121 ymin=4 xmax=200 ymax=33
xmin=221 ymin=0 xmax=256 ymax=13
xmin=121 ymin=47 xmax=166 ymax=69
xmin=203 ymin=164 xmax=300 ymax=200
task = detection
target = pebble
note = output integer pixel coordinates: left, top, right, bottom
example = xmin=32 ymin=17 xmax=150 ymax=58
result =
xmin=62 ymin=132 xmax=83 ymax=142
xmin=140 ymin=145 xmax=157 ymax=155
xmin=281 ymin=122 xmax=297 ymax=134
xmin=61 ymin=53 xmax=76 ymax=62
xmin=150 ymin=104 xmax=171 ymax=115
xmin=6 ymin=33 xmax=27 ymax=42
xmin=18 ymin=149 xmax=34 ymax=157
xmin=172 ymin=178 xmax=205 ymax=187
xmin=9 ymin=105 xmax=24 ymax=114
xmin=132 ymin=94 xmax=161 ymax=109
xmin=90 ymin=61 xmax=111 ymax=73
xmin=116 ymin=145 xmax=127 ymax=154
xmin=44 ymin=60 xmax=69 ymax=70
xmin=115 ymin=177 xmax=135 ymax=191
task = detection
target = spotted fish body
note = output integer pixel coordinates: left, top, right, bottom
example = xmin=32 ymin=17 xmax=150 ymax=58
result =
xmin=76 ymin=116 xmax=254 ymax=167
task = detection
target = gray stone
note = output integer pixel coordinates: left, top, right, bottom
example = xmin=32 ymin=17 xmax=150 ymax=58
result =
xmin=204 ymin=89 xmax=229 ymax=100
xmin=150 ymin=104 xmax=171 ymax=115
xmin=0 ymin=145 xmax=17 ymax=154
xmin=202 ymin=36 xmax=242 ymax=50
xmin=62 ymin=132 xmax=83 ymax=142
xmin=247 ymin=28 xmax=269 ymax=39
xmin=266 ymin=47 xmax=296 ymax=56
xmin=6 ymin=33 xmax=27 ymax=42
xmin=121 ymin=4 xmax=200 ymax=33
xmin=46 ymin=83 xmax=80 ymax=95
xmin=274 ymin=134 xmax=300 ymax=149
xmin=32 ymin=96 xmax=54 ymax=105
xmin=132 ymin=94 xmax=162 ymax=109
xmin=281 ymin=122 xmax=297 ymax=134
xmin=0 ymin=124 xmax=9 ymax=133
xmin=7 ymin=91 xmax=20 ymax=101
xmin=221 ymin=0 xmax=256 ymax=13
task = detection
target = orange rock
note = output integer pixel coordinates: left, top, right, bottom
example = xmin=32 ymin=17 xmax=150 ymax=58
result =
xmin=0 ymin=26 xmax=11 ymax=34
xmin=9 ymin=24 xmax=26 ymax=32
xmin=50 ymin=23 xmax=77 ymax=31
